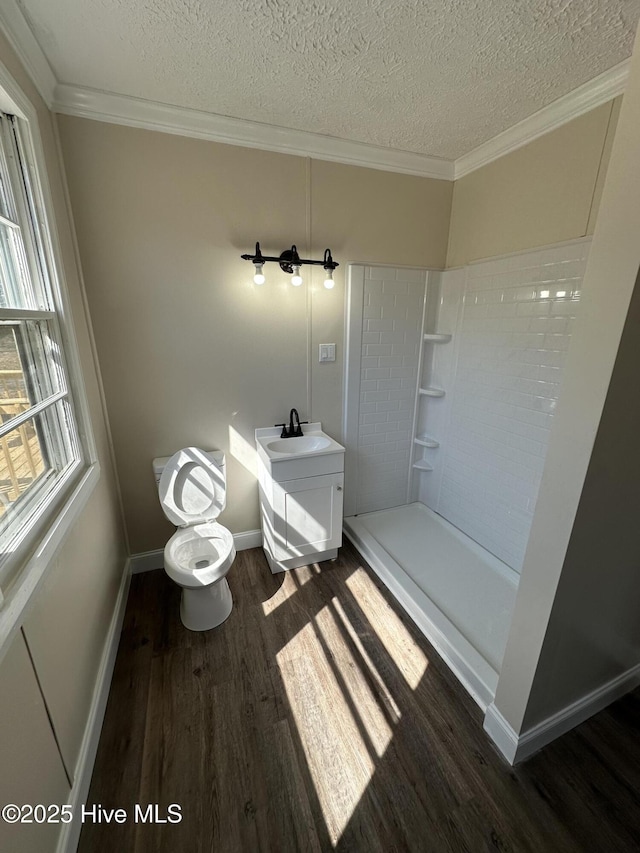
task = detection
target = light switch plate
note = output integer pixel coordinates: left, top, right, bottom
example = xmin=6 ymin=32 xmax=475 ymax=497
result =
xmin=319 ymin=343 xmax=336 ymax=363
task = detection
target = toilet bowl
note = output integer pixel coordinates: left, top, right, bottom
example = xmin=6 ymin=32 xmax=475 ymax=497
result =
xmin=154 ymin=447 xmax=236 ymax=631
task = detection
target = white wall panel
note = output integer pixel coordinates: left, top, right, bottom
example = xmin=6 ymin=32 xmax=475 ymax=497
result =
xmin=356 ymin=267 xmax=426 ymax=514
xmin=436 ymin=241 xmax=590 ymax=570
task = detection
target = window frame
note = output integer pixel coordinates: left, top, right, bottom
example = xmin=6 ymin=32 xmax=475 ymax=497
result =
xmin=0 ymin=59 xmax=99 ymax=660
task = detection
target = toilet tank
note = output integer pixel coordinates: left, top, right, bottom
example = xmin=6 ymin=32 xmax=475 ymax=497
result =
xmin=152 ymin=449 xmax=225 ymax=487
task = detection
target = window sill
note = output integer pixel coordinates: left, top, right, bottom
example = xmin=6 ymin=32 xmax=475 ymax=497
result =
xmin=0 ymin=461 xmax=100 ymax=666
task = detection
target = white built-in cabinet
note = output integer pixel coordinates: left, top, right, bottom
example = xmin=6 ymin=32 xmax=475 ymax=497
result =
xmin=272 ymin=473 xmax=344 ymax=557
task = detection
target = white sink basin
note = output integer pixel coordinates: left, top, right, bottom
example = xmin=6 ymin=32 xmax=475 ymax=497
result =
xmin=255 ymin=423 xmax=345 ymax=479
xmin=267 ymin=435 xmax=332 ymax=454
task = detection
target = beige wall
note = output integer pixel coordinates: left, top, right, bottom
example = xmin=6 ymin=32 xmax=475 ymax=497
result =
xmin=493 ymin=25 xmax=640 ymax=735
xmin=0 ymin=633 xmax=70 ymax=853
xmin=447 ymin=98 xmax=621 ymax=267
xmin=0 ymin=24 xmax=127 ymax=844
xmin=23 ymin=478 xmax=125 ymax=775
xmin=57 ymin=117 xmax=453 ymax=553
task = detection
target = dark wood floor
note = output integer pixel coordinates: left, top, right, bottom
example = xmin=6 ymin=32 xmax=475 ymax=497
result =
xmin=79 ymin=543 xmax=640 ymax=853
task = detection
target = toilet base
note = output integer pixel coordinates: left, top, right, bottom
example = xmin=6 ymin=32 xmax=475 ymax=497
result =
xmin=180 ymin=578 xmax=233 ymax=631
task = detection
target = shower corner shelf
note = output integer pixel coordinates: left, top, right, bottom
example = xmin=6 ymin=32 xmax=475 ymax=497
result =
xmin=419 ymin=386 xmax=445 ymax=398
xmin=414 ymin=434 xmax=439 ymax=448
xmin=423 ymin=333 xmax=452 ymax=343
xmin=412 ymin=460 xmax=434 ymax=472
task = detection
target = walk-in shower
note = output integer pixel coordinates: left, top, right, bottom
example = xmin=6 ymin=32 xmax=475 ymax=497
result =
xmin=343 ymin=241 xmax=590 ymax=707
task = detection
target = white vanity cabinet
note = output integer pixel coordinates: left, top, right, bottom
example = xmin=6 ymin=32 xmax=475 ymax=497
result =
xmin=256 ymin=423 xmax=345 ymax=574
xmin=271 ymin=471 xmax=344 ymax=555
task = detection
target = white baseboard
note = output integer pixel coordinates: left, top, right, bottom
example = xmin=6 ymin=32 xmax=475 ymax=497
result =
xmin=129 ymin=529 xmax=263 ymax=574
xmin=483 ymin=704 xmax=519 ymax=764
xmin=129 ymin=548 xmax=164 ymax=574
xmin=233 ymin=528 xmax=262 ymax=551
xmin=484 ymin=662 xmax=640 ymax=765
xmin=56 ymin=558 xmax=131 ymax=853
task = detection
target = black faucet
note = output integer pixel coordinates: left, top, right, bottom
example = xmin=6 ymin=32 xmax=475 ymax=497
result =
xmin=275 ymin=408 xmax=308 ymax=438
xmin=289 ymin=408 xmax=302 ymax=437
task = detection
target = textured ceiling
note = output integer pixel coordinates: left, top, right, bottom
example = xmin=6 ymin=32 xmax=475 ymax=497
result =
xmin=16 ymin=0 xmax=640 ymax=159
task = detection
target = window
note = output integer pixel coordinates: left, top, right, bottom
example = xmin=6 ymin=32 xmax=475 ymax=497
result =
xmin=0 ymin=112 xmax=85 ymax=595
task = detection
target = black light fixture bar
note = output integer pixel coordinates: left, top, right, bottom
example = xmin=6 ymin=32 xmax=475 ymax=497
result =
xmin=241 ymin=242 xmax=339 ymax=274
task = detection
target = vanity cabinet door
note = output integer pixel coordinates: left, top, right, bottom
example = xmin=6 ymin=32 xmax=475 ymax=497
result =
xmin=273 ymin=472 xmax=344 ymax=559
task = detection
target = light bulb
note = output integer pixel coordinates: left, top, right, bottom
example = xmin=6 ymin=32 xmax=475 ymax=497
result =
xmin=323 ymin=269 xmax=335 ymax=289
xmin=291 ymin=265 xmax=303 ymax=286
xmin=253 ymin=262 xmax=265 ymax=285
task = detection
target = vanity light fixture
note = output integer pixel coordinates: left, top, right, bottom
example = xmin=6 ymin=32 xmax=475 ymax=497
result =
xmin=241 ymin=242 xmax=339 ymax=288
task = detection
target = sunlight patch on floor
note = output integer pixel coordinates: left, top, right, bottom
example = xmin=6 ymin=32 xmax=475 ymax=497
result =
xmin=331 ymin=596 xmax=402 ymax=728
xmin=278 ymin=604 xmax=395 ymax=846
xmin=261 ymin=565 xmax=319 ymax=615
xmin=346 ymin=566 xmax=428 ymax=689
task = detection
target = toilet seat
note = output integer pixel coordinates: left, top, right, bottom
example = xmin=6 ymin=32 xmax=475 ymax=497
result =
xmin=164 ymin=522 xmax=236 ymax=589
xmin=159 ymin=447 xmax=235 ymax=588
xmin=155 ymin=446 xmax=235 ymax=631
xmin=158 ymin=447 xmax=226 ymax=527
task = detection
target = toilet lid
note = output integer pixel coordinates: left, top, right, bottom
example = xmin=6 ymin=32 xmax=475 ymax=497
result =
xmin=159 ymin=447 xmax=226 ymax=527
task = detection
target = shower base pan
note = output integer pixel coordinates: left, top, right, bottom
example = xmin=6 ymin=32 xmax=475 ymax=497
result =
xmin=343 ymin=502 xmax=519 ymax=709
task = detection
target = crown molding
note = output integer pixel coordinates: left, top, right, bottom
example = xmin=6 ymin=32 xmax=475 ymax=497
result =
xmin=0 ymin=0 xmax=56 ymax=106
xmin=454 ymin=59 xmax=630 ymax=179
xmin=52 ymin=84 xmax=455 ymax=180
xmin=51 ymin=60 xmax=630 ymax=182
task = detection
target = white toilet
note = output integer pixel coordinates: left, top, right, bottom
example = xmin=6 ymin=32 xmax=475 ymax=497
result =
xmin=153 ymin=447 xmax=236 ymax=631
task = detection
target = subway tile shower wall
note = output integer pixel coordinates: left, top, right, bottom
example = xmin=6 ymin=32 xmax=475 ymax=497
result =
xmin=436 ymin=241 xmax=590 ymax=571
xmin=357 ymin=267 xmax=426 ymax=514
